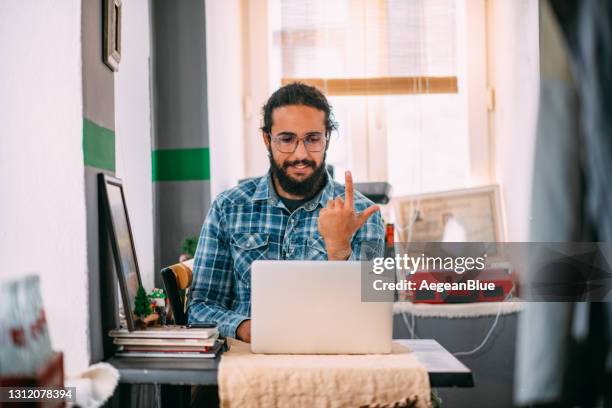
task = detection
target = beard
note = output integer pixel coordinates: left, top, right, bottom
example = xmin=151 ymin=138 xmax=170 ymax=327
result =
xmin=268 ymin=151 xmax=328 ymax=198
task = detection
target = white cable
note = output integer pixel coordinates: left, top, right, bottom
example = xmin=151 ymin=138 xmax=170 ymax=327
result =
xmin=401 ymin=304 xmax=419 ymax=339
xmin=452 ymin=286 xmax=515 ymax=357
xmin=397 ymin=265 xmax=515 ymax=355
xmin=452 ymin=304 xmax=502 ymax=357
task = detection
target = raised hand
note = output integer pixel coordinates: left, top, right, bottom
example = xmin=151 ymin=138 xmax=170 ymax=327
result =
xmin=317 ymin=171 xmax=380 ymax=260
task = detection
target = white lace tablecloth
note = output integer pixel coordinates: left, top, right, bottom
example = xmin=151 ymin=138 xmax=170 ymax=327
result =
xmin=218 ymin=338 xmax=432 ymax=408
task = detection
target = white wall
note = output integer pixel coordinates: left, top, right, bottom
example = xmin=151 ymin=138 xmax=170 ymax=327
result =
xmin=490 ymin=0 xmax=540 ymax=241
xmin=205 ymin=0 xmax=247 ymax=198
xmin=114 ymin=0 xmax=155 ymax=288
xmin=0 ymin=0 xmax=89 ymax=375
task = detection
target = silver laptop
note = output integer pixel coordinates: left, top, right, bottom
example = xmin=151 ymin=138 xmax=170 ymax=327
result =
xmin=250 ymin=260 xmax=393 ymax=354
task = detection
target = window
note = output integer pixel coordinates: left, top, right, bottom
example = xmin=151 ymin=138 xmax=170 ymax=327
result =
xmin=266 ymin=0 xmax=489 ymax=196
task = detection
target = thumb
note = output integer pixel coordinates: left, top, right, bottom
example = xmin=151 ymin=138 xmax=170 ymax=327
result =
xmin=356 ymin=205 xmax=380 ymax=227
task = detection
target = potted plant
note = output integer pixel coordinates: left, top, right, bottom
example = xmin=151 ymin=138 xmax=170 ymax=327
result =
xmin=133 ymin=286 xmax=155 ymax=328
xmin=179 ymin=236 xmax=198 ymax=262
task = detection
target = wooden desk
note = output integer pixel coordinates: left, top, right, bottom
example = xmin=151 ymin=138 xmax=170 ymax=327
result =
xmin=108 ymin=339 xmax=473 ymax=388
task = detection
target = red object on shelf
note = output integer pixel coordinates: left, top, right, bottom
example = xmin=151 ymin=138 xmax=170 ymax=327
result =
xmin=385 ymin=223 xmax=395 ymax=248
xmin=0 ymin=352 xmax=64 ymax=408
xmin=403 ymin=269 xmax=515 ymax=304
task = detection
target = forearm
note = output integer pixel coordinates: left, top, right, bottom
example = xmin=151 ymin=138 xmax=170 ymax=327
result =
xmin=188 ymin=295 xmax=249 ymax=338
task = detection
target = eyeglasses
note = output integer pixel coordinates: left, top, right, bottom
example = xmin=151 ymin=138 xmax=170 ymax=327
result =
xmin=269 ymin=133 xmax=328 ymax=153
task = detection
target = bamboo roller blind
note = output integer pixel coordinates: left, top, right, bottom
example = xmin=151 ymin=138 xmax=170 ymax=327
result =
xmin=279 ymin=0 xmax=458 ymax=95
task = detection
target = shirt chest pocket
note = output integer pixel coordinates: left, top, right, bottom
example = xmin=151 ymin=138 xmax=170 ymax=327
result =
xmin=230 ymin=232 xmax=269 ymax=286
xmin=306 ymin=236 xmax=327 ymax=260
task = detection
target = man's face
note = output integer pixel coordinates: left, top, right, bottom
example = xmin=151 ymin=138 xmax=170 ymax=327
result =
xmin=264 ymin=104 xmax=328 ymax=196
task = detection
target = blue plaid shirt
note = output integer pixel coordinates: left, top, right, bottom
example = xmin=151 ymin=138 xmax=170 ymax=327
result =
xmin=187 ymin=171 xmax=385 ymax=338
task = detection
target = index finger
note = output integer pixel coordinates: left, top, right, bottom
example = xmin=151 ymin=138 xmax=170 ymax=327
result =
xmin=344 ymin=170 xmax=354 ymax=209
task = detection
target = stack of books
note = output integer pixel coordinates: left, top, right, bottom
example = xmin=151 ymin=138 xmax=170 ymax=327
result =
xmin=109 ymin=326 xmax=222 ymax=358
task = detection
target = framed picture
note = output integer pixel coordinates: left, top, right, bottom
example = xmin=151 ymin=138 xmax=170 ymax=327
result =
xmin=392 ymin=185 xmax=505 ymax=243
xmin=98 ymin=174 xmax=143 ymax=331
xmin=103 ymin=0 xmax=122 ymax=72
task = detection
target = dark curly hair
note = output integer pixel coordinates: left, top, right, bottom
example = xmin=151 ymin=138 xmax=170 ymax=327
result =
xmin=260 ymin=82 xmax=338 ymax=138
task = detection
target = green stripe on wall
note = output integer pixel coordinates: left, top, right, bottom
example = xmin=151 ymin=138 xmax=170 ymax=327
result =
xmin=152 ymin=148 xmax=210 ymax=181
xmin=83 ymin=118 xmax=115 ymax=171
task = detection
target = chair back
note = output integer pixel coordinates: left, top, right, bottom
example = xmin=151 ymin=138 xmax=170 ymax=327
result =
xmin=160 ymin=260 xmax=193 ymax=325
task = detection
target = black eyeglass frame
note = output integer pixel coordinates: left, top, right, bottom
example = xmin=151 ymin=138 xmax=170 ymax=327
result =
xmin=267 ymin=133 xmax=330 ymax=153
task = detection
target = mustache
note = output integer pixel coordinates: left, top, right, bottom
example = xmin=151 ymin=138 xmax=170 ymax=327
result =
xmin=282 ymin=159 xmax=316 ymax=170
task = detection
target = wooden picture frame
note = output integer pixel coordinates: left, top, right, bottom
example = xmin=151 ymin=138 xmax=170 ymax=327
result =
xmin=103 ymin=0 xmax=122 ymax=72
xmin=98 ymin=174 xmax=143 ymax=331
xmin=392 ymin=185 xmax=505 ymax=243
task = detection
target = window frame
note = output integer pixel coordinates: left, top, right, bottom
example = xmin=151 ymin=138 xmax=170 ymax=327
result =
xmin=243 ymin=0 xmax=492 ymax=187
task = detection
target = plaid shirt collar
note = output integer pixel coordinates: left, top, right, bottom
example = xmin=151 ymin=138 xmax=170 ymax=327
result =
xmin=251 ymin=169 xmax=335 ymax=212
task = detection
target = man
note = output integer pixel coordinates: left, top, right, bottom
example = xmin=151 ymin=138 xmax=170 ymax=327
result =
xmin=187 ymin=83 xmax=385 ymax=342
